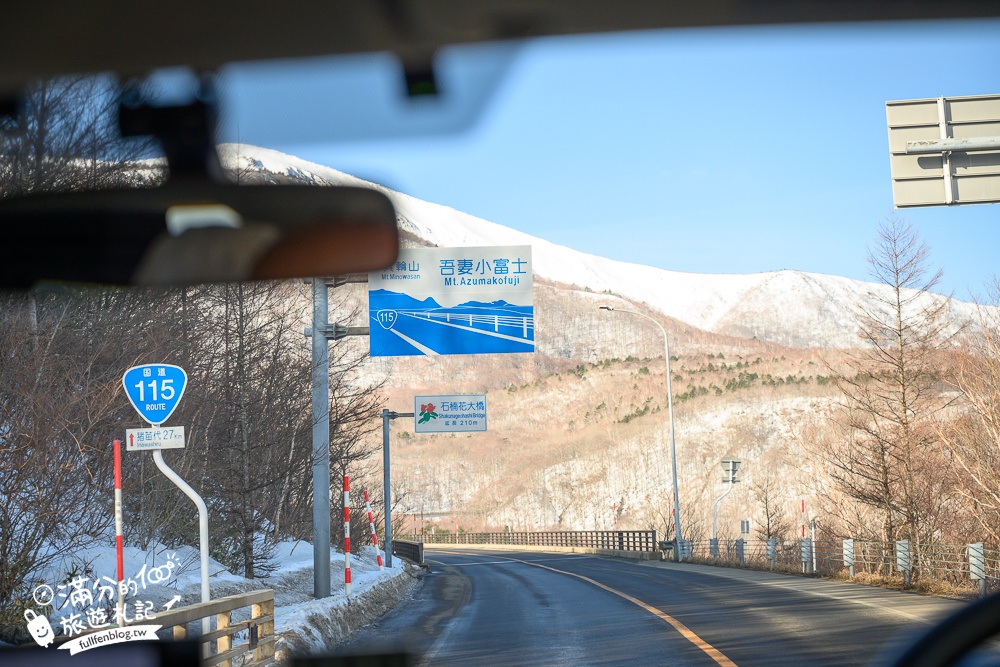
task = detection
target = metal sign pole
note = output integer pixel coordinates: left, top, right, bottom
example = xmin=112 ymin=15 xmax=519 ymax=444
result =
xmin=382 ymin=410 xmax=392 ymax=568
xmin=713 ymin=459 xmax=741 ymax=544
xmin=306 ymin=275 xmax=369 ymax=597
xmin=151 ymin=448 xmax=209 ymax=635
xmin=311 ymin=277 xmax=332 ymax=599
xmin=381 ymin=409 xmax=415 ymax=568
xmin=121 ymin=364 xmax=202 ymax=633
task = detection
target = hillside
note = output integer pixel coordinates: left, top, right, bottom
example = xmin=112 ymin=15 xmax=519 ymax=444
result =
xmin=384 ymin=343 xmax=843 ymax=539
xmin=219 ymin=143 xmax=981 ymax=350
xmin=217 ymin=144 xmax=979 ymax=539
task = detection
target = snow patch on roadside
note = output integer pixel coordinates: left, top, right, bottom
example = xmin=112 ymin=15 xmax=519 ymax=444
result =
xmin=23 ymin=538 xmax=417 ymax=660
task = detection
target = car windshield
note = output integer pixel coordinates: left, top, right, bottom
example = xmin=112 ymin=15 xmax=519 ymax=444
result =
xmin=2 ymin=16 xmax=1000 ymax=667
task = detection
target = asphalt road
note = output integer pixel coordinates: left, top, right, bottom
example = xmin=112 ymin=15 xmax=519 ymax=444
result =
xmin=335 ymin=548 xmax=972 ymax=667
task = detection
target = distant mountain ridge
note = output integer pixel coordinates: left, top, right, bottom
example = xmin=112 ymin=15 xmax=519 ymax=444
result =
xmin=218 ymin=143 xmax=981 ymax=349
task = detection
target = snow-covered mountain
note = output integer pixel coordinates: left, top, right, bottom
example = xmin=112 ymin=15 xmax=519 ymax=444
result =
xmin=219 ymin=144 xmax=982 ymax=349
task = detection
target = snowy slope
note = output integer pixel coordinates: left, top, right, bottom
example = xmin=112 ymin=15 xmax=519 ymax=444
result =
xmin=219 ymin=144 xmax=982 ymax=349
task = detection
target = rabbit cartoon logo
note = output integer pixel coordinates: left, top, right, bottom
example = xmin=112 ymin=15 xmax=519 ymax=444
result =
xmin=24 ymin=609 xmax=55 ymax=647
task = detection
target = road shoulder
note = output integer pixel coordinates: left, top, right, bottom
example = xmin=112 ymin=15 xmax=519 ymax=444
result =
xmin=638 ymin=559 xmax=966 ymax=625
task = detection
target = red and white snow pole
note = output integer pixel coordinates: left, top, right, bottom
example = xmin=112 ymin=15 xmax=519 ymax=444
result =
xmin=363 ymin=490 xmax=384 ymax=569
xmin=344 ymin=476 xmax=351 ymax=596
xmin=801 ymin=499 xmax=806 ymax=538
xmin=113 ymin=439 xmax=125 ymax=625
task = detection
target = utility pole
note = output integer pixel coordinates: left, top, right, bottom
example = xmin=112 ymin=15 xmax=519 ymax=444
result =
xmin=305 ymin=275 xmax=369 ymax=599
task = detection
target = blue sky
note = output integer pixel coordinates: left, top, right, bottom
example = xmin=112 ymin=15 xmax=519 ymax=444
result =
xmin=220 ymin=19 xmax=1000 ymax=299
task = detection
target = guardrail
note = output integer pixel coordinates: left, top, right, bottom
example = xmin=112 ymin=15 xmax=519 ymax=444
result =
xmin=158 ymin=589 xmax=276 ymax=666
xmin=392 ymin=539 xmax=425 ymax=565
xmin=688 ymin=538 xmax=1000 ymax=596
xmin=411 ymin=530 xmax=658 ymax=552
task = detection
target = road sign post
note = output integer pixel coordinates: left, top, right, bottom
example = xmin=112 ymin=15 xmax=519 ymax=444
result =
xmin=310 ymin=277 xmax=332 ymax=600
xmin=121 ymin=363 xmax=209 ymax=636
xmin=381 ymin=409 xmax=414 ymax=568
xmin=303 ymin=275 xmax=371 ymax=599
xmin=713 ymin=458 xmax=741 ymax=549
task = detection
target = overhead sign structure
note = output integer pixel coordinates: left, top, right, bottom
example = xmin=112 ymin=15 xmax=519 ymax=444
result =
xmin=126 ymin=426 xmax=186 ymax=451
xmin=368 ymin=245 xmax=534 ymax=357
xmin=414 ymin=395 xmax=487 ymax=433
xmin=886 ymin=94 xmax=1000 ymax=207
xmin=122 ymin=364 xmax=188 ymax=425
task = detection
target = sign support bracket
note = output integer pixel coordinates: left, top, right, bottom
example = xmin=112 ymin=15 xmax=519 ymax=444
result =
xmin=937 ymin=97 xmax=955 ymax=205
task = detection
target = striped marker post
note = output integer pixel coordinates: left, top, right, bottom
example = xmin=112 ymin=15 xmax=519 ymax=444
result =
xmin=113 ymin=439 xmax=125 ymax=625
xmin=344 ymin=476 xmax=351 ymax=596
xmin=801 ymin=499 xmax=806 ymax=538
xmin=363 ymin=490 xmax=384 ymax=569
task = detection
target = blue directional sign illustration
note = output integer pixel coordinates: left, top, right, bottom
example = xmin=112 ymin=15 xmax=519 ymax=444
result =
xmin=122 ymin=364 xmax=188 ymax=425
xmin=368 ymin=246 xmax=534 ymax=357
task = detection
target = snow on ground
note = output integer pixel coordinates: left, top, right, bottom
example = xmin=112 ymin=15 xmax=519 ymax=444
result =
xmin=27 ymin=537 xmax=409 ymax=656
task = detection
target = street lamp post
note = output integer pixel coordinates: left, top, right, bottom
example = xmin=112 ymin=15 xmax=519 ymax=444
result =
xmin=599 ymin=306 xmax=683 ymax=561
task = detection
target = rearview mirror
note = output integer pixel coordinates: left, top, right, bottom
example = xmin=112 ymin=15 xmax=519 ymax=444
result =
xmin=0 ymin=181 xmax=399 ymax=288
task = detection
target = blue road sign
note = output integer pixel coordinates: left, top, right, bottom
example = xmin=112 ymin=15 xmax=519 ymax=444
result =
xmin=368 ymin=246 xmax=534 ymax=357
xmin=122 ymin=364 xmax=188 ymax=425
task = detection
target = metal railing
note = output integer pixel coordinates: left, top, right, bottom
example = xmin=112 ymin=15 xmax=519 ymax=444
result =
xmin=687 ymin=538 xmax=1000 ymax=595
xmin=159 ymin=589 xmax=276 ymax=666
xmin=411 ymin=530 xmax=658 ymax=552
xmin=392 ymin=539 xmax=425 ymax=565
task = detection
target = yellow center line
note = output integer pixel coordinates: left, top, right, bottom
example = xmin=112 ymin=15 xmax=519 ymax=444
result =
xmin=435 ymin=549 xmax=738 ymax=667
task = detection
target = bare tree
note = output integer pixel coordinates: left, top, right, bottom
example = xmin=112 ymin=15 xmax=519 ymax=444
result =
xmin=0 ymin=285 xmax=182 ymax=638
xmin=940 ymin=280 xmax=1000 ymax=542
xmin=752 ymin=471 xmax=793 ymax=540
xmin=826 ymin=216 xmax=955 ymax=554
xmin=190 ymin=281 xmax=311 ymax=578
xmin=0 ymin=75 xmax=161 ymax=199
